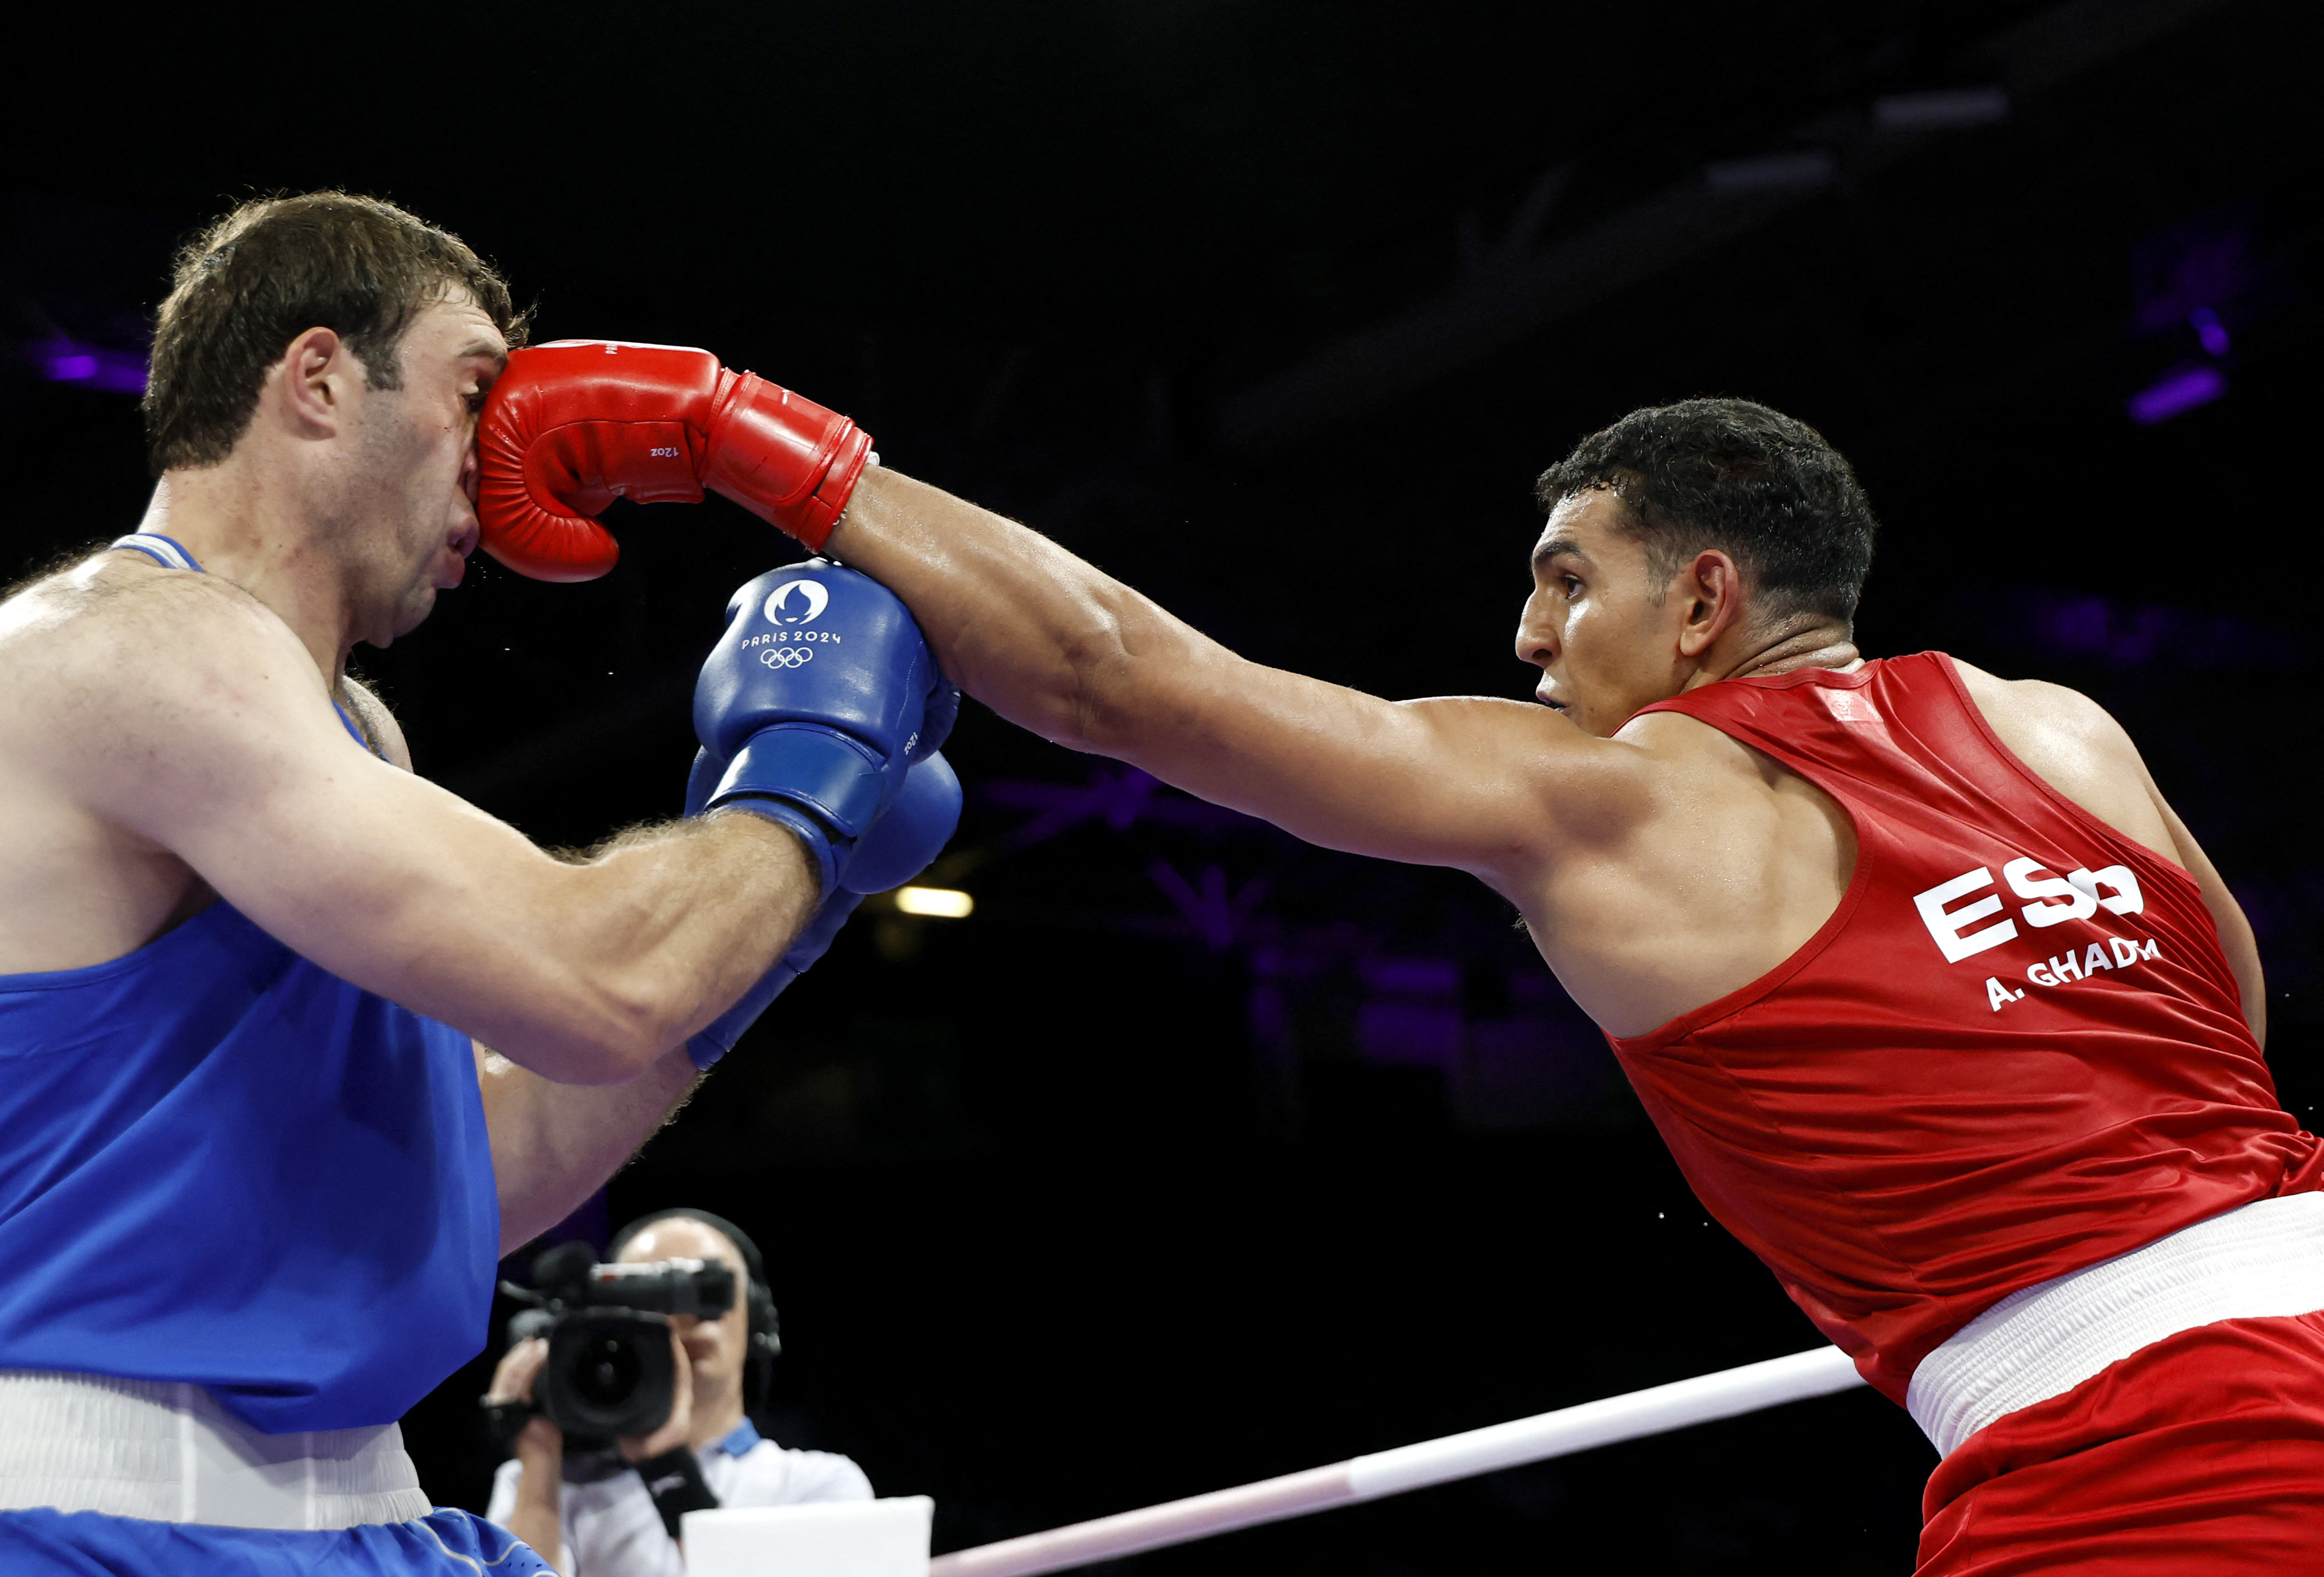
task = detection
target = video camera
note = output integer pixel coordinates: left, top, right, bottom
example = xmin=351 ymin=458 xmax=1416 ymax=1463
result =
xmin=488 ymin=1240 xmax=738 ymax=1448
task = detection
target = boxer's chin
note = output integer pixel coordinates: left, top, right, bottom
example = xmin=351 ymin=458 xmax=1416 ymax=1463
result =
xmin=378 ymin=582 xmax=441 ymax=646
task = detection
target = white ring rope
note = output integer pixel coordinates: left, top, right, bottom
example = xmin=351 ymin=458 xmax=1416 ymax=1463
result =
xmin=927 ymin=1346 xmax=1866 ymax=1577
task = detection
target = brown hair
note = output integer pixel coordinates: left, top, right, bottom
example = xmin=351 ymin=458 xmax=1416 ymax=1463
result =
xmin=142 ymin=192 xmax=527 ymax=475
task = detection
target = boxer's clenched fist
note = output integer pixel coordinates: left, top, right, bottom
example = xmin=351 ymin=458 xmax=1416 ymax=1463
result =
xmin=692 ymin=560 xmax=950 ymax=896
xmin=475 ymin=341 xmax=874 ymax=581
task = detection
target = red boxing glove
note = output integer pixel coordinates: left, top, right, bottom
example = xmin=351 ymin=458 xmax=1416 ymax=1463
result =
xmin=476 ymin=340 xmax=874 ymax=582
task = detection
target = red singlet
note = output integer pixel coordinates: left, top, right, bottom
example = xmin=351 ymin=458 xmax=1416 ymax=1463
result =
xmin=1614 ymin=652 xmax=2321 ymax=1405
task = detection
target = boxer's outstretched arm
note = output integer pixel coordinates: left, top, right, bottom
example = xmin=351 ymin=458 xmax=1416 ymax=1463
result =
xmin=826 ymin=469 xmax=1616 ymax=883
xmin=39 ymin=572 xmax=815 ymax=1085
xmin=477 ymin=345 xmax=1618 ymax=881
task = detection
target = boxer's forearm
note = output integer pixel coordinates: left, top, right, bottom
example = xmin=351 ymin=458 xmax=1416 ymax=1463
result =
xmin=828 ymin=467 xmax=1221 ymax=754
xmin=396 ymin=811 xmax=819 ymax=1087
xmin=479 ymin=1041 xmax=704 ymax=1256
xmin=512 ymin=812 xmax=822 ymax=1080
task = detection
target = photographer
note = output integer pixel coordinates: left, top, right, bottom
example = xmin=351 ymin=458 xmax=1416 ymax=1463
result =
xmin=484 ymin=1211 xmax=869 ymax=1575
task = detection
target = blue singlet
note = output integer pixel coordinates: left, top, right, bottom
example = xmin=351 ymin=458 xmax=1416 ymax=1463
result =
xmin=0 ymin=534 xmax=497 ymax=1432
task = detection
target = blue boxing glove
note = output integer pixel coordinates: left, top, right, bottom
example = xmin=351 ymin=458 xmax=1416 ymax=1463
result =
xmin=694 ymin=559 xmax=953 ymax=893
xmin=687 ymin=752 xmax=964 ymax=1069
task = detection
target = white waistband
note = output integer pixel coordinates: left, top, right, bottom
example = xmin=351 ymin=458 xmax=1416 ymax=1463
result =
xmin=1907 ymin=1191 xmax=2324 ymax=1458
xmin=0 ymin=1370 xmax=432 ymax=1529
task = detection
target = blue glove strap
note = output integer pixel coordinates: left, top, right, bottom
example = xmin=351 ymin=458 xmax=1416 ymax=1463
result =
xmin=712 ymin=797 xmax=840 ymax=896
xmin=714 ymin=725 xmax=892 ymax=843
xmin=687 ymin=894 xmax=865 ymax=1070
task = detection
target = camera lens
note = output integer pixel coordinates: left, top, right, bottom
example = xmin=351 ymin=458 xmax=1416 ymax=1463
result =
xmin=541 ymin=1310 xmax=679 ymax=1440
xmin=576 ymin=1335 xmax=641 ymax=1406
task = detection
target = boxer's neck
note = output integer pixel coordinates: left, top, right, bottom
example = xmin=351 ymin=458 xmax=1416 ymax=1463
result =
xmin=1699 ymin=623 xmax=1865 ymax=687
xmin=136 ymin=469 xmax=363 ymax=685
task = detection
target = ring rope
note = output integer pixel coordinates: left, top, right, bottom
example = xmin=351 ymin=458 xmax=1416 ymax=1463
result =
xmin=926 ymin=1346 xmax=1865 ymax=1577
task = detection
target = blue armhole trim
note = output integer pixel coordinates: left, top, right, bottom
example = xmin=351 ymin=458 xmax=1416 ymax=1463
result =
xmin=104 ymin=532 xmax=380 ymax=760
xmin=331 ymin=701 xmax=376 ymax=755
xmin=106 ymin=533 xmax=204 ymax=573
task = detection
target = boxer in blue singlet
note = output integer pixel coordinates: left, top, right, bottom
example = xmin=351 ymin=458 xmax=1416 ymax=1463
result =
xmin=0 ymin=194 xmax=958 ymax=1573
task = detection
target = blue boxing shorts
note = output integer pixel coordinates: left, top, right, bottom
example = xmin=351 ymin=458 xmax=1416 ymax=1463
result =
xmin=0 ymin=1506 xmax=554 ymax=1575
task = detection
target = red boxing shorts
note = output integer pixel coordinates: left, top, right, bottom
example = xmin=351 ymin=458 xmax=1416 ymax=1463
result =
xmin=1917 ymin=1310 xmax=2324 ymax=1573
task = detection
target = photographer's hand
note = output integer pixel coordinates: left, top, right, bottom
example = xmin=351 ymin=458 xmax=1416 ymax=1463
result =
xmin=486 ymin=1338 xmax=567 ymax=1572
xmin=619 ymin=1326 xmax=695 ymax=1463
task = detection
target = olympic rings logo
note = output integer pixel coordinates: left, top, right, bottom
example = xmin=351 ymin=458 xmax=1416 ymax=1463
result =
xmin=760 ymin=647 xmax=814 ymax=669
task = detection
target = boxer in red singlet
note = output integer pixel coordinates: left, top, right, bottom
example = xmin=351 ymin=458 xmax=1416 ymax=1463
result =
xmin=479 ymin=380 xmax=2318 ymax=1571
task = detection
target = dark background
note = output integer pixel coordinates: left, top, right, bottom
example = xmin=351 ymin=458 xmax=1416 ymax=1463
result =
xmin=6 ymin=1 xmax=2319 ymax=1571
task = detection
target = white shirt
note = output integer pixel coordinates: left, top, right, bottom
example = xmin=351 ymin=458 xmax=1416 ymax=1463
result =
xmin=485 ymin=1420 xmax=872 ymax=1576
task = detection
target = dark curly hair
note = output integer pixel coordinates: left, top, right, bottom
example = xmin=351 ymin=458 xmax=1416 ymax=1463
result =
xmin=1535 ymin=398 xmax=1878 ymax=624
xmin=144 ymin=191 xmax=527 ymax=475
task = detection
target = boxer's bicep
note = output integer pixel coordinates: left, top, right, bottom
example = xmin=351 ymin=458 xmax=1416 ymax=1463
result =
xmin=183 ymin=770 xmax=639 ymax=1073
xmin=1099 ymin=649 xmax=1617 ymax=879
xmin=57 ymin=585 xmax=643 ymax=1071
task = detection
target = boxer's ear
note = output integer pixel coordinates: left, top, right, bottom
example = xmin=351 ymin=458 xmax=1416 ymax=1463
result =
xmin=277 ymin=325 xmax=351 ymax=439
xmin=1674 ymin=547 xmax=1746 ymax=659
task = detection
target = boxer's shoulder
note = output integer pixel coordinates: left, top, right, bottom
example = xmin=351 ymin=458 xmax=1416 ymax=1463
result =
xmin=1949 ymin=658 xmax=2125 ymax=754
xmin=0 ymin=550 xmax=323 ymax=774
xmin=1947 ymin=657 xmax=2175 ymax=861
xmin=1599 ymin=704 xmax=1803 ymax=817
xmin=0 ymin=555 xmax=278 ymax=970
xmin=3 ymin=547 xmax=276 ymax=659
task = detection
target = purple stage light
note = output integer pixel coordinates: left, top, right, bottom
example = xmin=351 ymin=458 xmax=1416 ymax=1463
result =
xmin=34 ymin=337 xmax=148 ymax=395
xmin=2126 ymin=364 xmax=2225 ymax=425
xmin=2132 ymin=213 xmax=2252 ymax=337
xmin=1355 ymin=956 xmax=1463 ymax=1069
xmin=2190 ymin=307 xmax=2230 ymax=357
xmin=1965 ymin=587 xmax=2297 ymax=673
